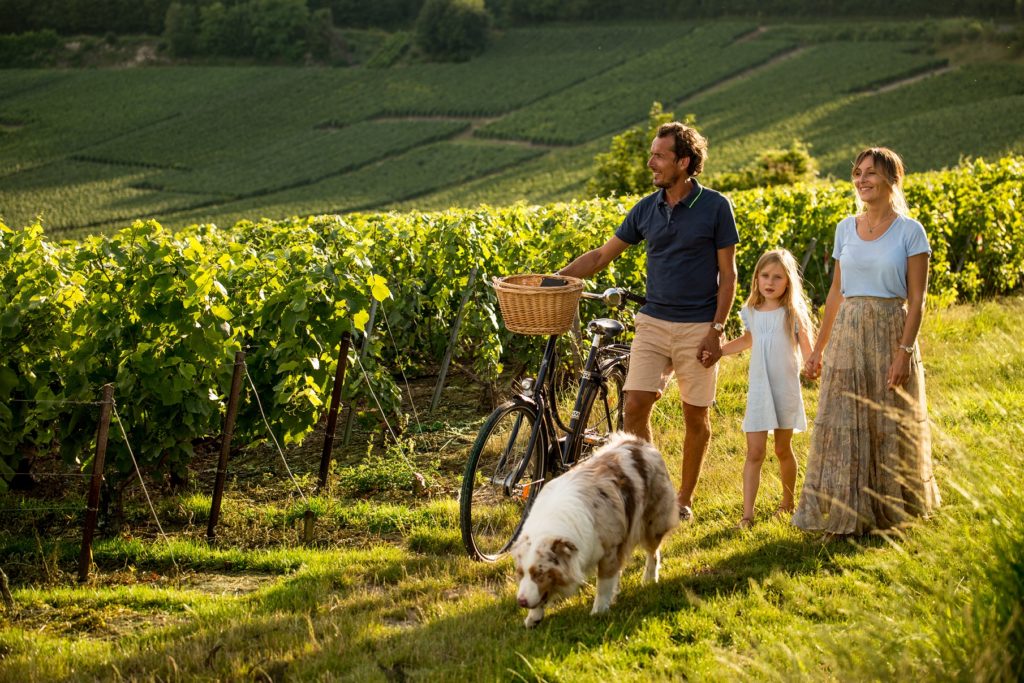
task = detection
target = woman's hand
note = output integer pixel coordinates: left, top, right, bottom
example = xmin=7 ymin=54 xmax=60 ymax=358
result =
xmin=804 ymin=350 xmax=823 ymax=379
xmin=887 ymin=351 xmax=912 ymax=389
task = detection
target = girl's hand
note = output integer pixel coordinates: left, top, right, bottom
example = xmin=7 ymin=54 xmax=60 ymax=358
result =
xmin=886 ymin=351 xmax=912 ymax=389
xmin=804 ymin=350 xmax=823 ymax=379
xmin=700 ymin=350 xmax=712 ymax=363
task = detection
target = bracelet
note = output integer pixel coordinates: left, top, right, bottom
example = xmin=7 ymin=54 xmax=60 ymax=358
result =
xmin=898 ymin=343 xmax=915 ymax=354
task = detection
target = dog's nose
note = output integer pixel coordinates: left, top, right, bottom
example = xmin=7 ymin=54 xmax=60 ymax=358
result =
xmin=518 ymin=596 xmax=529 ymax=607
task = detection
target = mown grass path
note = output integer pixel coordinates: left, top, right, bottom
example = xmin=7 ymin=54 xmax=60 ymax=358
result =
xmin=0 ymin=297 xmax=1021 ymax=681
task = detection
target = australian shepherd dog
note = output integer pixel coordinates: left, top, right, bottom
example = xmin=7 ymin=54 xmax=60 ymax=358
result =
xmin=511 ymin=432 xmax=679 ymax=627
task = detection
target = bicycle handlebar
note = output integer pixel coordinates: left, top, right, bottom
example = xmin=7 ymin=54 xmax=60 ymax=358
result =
xmin=580 ymin=287 xmax=647 ymax=308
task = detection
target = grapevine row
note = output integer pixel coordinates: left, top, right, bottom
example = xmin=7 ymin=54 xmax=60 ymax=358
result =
xmin=1 ymin=154 xmax=1021 ymax=487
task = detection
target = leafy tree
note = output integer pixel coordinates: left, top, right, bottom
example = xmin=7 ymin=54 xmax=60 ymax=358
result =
xmin=306 ymin=7 xmax=335 ymax=61
xmin=163 ymin=2 xmax=199 ymax=57
xmin=587 ymin=102 xmax=680 ymax=198
xmin=313 ymin=0 xmax=424 ymax=29
xmin=415 ymin=0 xmax=491 ymax=62
xmin=198 ymin=2 xmax=236 ymax=56
xmin=503 ymin=0 xmax=582 ymax=22
xmin=250 ymin=0 xmax=309 ymax=61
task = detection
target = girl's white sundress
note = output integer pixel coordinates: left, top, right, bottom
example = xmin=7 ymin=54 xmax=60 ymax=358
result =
xmin=740 ymin=306 xmax=807 ymax=433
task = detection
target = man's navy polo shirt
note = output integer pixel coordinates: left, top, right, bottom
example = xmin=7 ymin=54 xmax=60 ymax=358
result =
xmin=614 ymin=179 xmax=739 ymax=323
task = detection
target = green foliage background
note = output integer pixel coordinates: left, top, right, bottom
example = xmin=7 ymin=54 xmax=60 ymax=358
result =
xmin=2 ymin=154 xmax=1022 ymax=487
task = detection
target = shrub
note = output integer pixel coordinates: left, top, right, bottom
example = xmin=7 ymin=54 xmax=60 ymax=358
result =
xmin=713 ymin=140 xmax=819 ymax=192
xmin=0 ymin=29 xmax=60 ymax=67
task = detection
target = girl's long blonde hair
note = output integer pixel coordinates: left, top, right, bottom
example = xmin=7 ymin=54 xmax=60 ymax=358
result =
xmin=745 ymin=249 xmax=815 ymax=353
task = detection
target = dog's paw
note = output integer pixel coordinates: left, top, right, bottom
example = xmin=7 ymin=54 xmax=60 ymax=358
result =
xmin=590 ymin=602 xmax=611 ymax=615
xmin=524 ymin=608 xmax=544 ymax=628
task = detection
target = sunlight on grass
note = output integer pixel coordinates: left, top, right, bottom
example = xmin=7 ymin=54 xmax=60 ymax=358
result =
xmin=0 ymin=298 xmax=1021 ymax=681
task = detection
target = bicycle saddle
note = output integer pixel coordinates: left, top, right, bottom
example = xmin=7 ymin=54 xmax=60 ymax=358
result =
xmin=587 ymin=318 xmax=624 ymax=339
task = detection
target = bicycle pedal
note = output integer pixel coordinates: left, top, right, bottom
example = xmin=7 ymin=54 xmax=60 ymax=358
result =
xmin=582 ymin=433 xmax=604 ymax=446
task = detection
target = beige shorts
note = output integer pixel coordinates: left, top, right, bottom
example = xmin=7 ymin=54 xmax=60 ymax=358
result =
xmin=624 ymin=312 xmax=718 ymax=407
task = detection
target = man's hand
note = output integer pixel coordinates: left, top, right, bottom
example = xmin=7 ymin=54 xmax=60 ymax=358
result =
xmin=697 ymin=330 xmax=723 ymax=368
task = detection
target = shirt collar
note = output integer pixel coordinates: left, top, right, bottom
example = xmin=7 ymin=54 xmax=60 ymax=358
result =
xmin=657 ymin=178 xmax=704 ymax=210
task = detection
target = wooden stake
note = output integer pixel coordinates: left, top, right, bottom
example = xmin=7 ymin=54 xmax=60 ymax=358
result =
xmin=800 ymin=237 xmax=817 ymax=273
xmin=0 ymin=566 xmax=14 ymax=612
xmin=207 ymin=351 xmax=246 ymax=543
xmin=317 ymin=333 xmax=351 ymax=492
xmin=431 ymin=265 xmax=478 ymax=413
xmin=78 ymin=383 xmax=114 ymax=583
xmin=302 ymin=509 xmax=315 ymax=544
xmin=343 ymin=298 xmax=378 ymax=446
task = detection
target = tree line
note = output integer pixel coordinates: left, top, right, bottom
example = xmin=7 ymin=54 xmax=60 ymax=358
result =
xmin=1 ymin=0 xmax=1019 ymax=65
xmin=2 ymin=0 xmax=1019 ymax=37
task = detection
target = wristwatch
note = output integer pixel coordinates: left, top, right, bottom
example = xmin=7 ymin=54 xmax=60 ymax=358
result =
xmin=711 ymin=322 xmax=725 ymax=333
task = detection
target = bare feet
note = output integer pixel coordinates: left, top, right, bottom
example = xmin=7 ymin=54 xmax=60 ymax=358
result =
xmin=736 ymin=517 xmax=754 ymax=530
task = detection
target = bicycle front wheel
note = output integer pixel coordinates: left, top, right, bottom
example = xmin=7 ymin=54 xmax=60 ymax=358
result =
xmin=459 ymin=401 xmax=544 ymax=562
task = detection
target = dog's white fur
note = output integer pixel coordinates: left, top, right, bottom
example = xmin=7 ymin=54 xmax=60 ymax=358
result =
xmin=511 ymin=432 xmax=679 ymax=627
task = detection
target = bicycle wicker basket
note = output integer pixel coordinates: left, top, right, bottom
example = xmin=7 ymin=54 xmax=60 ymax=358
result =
xmin=491 ymin=274 xmax=584 ymax=335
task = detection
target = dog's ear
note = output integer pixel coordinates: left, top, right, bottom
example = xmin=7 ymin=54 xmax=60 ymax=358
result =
xmin=510 ymin=534 xmax=529 ymax=559
xmin=550 ymin=538 xmax=577 ymax=560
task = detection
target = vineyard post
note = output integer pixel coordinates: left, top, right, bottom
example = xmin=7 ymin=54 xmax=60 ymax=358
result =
xmin=302 ymin=508 xmax=315 ymax=544
xmin=343 ymin=298 xmax=378 ymax=446
xmin=0 ymin=567 xmax=13 ymax=612
xmin=78 ymin=383 xmax=114 ymax=583
xmin=430 ymin=265 xmax=478 ymax=413
xmin=800 ymin=237 xmax=818 ymax=272
xmin=206 ymin=351 xmax=246 ymax=543
xmin=317 ymin=332 xmax=352 ymax=492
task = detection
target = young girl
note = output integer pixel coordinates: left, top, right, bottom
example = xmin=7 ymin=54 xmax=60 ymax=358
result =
xmin=718 ymin=249 xmax=815 ymax=529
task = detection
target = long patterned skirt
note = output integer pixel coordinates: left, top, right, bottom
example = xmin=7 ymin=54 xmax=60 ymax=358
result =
xmin=793 ymin=297 xmax=940 ymax=535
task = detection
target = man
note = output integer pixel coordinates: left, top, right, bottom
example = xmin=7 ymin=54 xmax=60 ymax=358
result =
xmin=559 ymin=122 xmax=738 ymax=521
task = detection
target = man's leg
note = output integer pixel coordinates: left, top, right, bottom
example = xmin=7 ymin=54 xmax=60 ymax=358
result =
xmin=677 ymin=401 xmax=711 ymax=510
xmin=623 ymin=390 xmax=659 ymax=442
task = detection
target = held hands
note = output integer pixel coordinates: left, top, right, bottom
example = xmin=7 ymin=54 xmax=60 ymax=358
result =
xmin=697 ymin=331 xmax=722 ymax=368
xmin=803 ymin=350 xmax=823 ymax=379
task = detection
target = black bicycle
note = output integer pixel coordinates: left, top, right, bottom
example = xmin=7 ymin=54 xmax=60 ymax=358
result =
xmin=459 ymin=286 xmax=645 ymax=562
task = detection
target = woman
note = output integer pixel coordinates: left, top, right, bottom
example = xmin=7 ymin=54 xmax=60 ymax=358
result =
xmin=793 ymin=147 xmax=940 ymax=536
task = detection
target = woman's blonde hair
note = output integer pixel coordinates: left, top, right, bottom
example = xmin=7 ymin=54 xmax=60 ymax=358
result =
xmin=853 ymin=146 xmax=909 ymax=215
xmin=745 ymin=248 xmax=815 ymax=353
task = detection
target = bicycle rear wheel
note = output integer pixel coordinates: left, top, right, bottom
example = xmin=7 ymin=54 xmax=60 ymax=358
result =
xmin=581 ymin=363 xmax=626 ymax=453
xmin=459 ymin=401 xmax=544 ymax=562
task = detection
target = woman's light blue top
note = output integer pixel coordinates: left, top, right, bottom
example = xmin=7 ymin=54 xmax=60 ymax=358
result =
xmin=832 ymin=215 xmax=931 ymax=299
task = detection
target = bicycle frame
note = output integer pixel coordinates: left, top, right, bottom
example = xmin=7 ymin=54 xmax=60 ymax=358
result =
xmin=501 ymin=316 xmax=630 ymax=495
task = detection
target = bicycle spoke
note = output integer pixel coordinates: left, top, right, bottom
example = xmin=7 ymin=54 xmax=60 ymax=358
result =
xmin=460 ymin=403 xmax=543 ymax=561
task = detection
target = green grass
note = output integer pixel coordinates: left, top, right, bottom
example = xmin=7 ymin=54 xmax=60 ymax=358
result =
xmin=2 ymin=20 xmax=1023 ymax=234
xmin=0 ymin=297 xmax=1021 ymax=681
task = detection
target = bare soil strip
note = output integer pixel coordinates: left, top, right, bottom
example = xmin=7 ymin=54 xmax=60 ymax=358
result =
xmin=874 ymin=65 xmax=955 ymax=93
